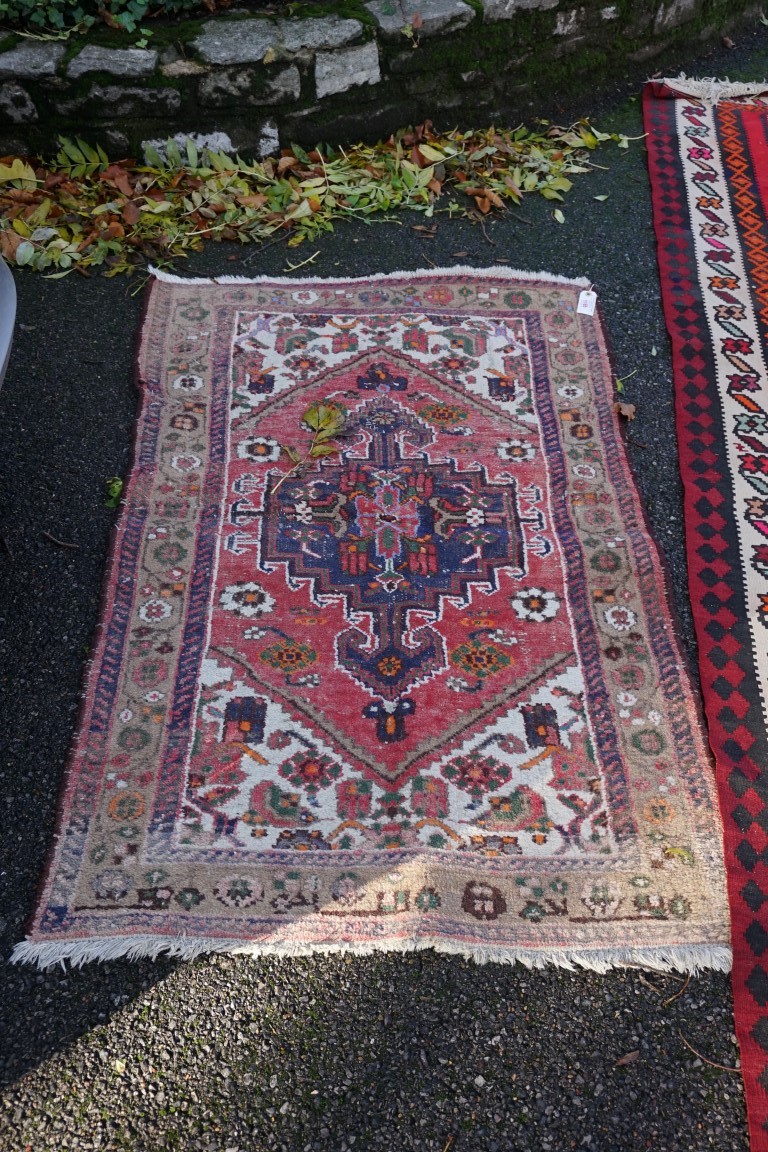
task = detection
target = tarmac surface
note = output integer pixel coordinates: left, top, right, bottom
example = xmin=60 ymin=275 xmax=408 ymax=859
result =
xmin=3 ymin=22 xmax=768 ymax=1152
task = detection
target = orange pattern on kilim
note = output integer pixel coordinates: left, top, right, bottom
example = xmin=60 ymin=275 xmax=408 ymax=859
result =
xmin=718 ymin=103 xmax=768 ymax=338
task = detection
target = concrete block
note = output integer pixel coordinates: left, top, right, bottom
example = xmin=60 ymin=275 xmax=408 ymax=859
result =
xmin=555 ymin=9 xmax=580 ymax=34
xmin=315 ymin=41 xmax=380 ymax=99
xmin=0 ymin=43 xmax=64 ymax=79
xmin=194 ymin=15 xmax=362 ymax=65
xmin=67 ymin=46 xmax=158 ymax=79
xmin=280 ymin=16 xmax=364 ymax=53
xmin=655 ymin=0 xmax=697 ymax=30
xmin=0 ymin=81 xmax=37 ymax=122
xmin=58 ymin=84 xmax=181 ymax=119
xmin=481 ymin=0 xmax=558 ymax=18
xmin=365 ymin=0 xmax=474 ymax=38
xmin=199 ymin=64 xmax=300 ymax=107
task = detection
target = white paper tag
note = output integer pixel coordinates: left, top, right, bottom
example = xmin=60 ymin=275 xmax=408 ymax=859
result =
xmin=577 ymin=289 xmax=597 ymax=316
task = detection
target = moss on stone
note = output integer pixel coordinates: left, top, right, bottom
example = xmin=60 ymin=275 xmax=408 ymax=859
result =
xmin=55 ymin=67 xmax=191 ymax=102
xmin=381 ymin=6 xmax=555 ymax=81
xmin=287 ymin=0 xmax=375 ymax=26
xmin=61 ymin=37 xmax=89 ymax=70
xmin=77 ymin=13 xmax=207 ymax=50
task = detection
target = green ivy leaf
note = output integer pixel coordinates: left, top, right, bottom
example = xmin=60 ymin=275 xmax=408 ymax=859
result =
xmin=105 ymin=476 xmax=123 ymax=509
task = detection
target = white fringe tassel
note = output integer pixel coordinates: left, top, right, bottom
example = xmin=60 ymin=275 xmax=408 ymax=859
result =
xmin=147 ymin=264 xmax=591 ymax=289
xmin=661 ymin=74 xmax=768 ymax=102
xmin=10 ymin=934 xmax=732 ymax=974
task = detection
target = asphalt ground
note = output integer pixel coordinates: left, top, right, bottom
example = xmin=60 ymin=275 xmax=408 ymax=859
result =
xmin=3 ymin=23 xmax=768 ymax=1152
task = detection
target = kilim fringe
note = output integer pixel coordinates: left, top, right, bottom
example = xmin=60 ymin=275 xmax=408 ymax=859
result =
xmin=660 ymin=75 xmax=768 ymax=102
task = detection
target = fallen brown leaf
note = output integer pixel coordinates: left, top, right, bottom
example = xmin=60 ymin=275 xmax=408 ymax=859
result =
xmin=122 ymin=200 xmax=141 ymax=226
xmin=42 ymin=172 xmax=67 ymax=191
xmin=615 ymin=1050 xmax=640 ymax=1066
xmin=102 ymin=165 xmax=134 ymax=198
xmin=614 ymin=401 xmax=637 ymax=420
xmin=236 ymin=193 xmax=268 ymax=210
xmin=411 ymin=145 xmax=430 ymax=169
xmin=2 ymin=188 xmax=40 ymax=205
xmin=0 ymin=228 xmax=22 ymax=261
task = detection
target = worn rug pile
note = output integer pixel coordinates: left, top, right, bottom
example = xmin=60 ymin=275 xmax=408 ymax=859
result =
xmin=13 ymin=268 xmax=729 ymax=974
xmin=645 ymin=77 xmax=768 ymax=1152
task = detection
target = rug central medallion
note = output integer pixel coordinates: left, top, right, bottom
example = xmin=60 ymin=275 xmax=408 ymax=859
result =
xmin=261 ymin=388 xmax=524 ymax=704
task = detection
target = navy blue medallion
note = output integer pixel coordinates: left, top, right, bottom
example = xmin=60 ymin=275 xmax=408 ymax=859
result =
xmin=260 ymin=387 xmax=524 ymax=738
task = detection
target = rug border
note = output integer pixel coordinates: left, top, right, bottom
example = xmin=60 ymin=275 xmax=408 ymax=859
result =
xmin=9 ymin=280 xmax=153 ymax=967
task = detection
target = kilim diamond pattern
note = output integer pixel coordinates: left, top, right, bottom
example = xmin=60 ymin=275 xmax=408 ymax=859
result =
xmin=645 ymin=79 xmax=768 ymax=1151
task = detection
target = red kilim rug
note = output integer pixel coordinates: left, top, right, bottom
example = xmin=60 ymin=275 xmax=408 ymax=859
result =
xmin=645 ymin=77 xmax=768 ymax=1148
xmin=13 ymin=267 xmax=729 ymax=977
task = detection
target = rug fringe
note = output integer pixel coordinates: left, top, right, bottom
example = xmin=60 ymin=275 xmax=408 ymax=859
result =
xmin=659 ymin=74 xmax=768 ymax=102
xmin=147 ymin=265 xmax=592 ymax=289
xmin=9 ymin=934 xmax=731 ymax=974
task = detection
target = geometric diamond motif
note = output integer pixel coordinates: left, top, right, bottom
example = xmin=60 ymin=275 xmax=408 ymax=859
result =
xmin=646 ymin=79 xmax=768 ymax=1147
xmin=737 ymin=839 xmax=762 ymax=873
xmin=743 ymin=880 xmax=768 ymax=912
xmin=747 ymin=924 xmax=768 ymax=960
xmin=712 ymin=675 xmax=735 ymax=700
xmin=734 ymin=804 xmax=757 ymax=832
xmin=748 ymin=964 xmax=768 ymax=1006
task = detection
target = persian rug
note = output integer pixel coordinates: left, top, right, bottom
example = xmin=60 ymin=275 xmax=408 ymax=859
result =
xmin=644 ymin=77 xmax=768 ymax=1151
xmin=13 ymin=267 xmax=730 ymax=973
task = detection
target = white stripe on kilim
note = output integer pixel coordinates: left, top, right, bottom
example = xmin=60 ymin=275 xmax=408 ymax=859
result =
xmin=675 ymin=97 xmax=768 ymax=722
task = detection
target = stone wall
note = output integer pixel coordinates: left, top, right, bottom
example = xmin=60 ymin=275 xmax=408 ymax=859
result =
xmin=0 ymin=0 xmax=759 ymax=158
